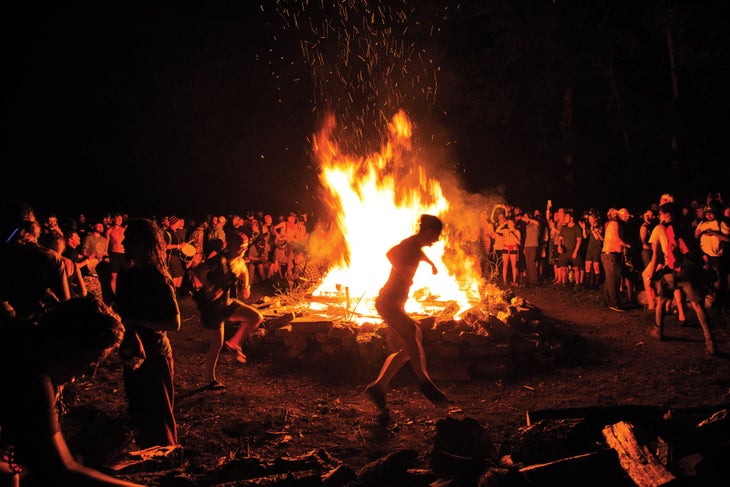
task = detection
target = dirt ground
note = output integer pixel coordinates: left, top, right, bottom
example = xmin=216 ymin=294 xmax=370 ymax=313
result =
xmin=62 ymin=284 xmax=730 ymax=486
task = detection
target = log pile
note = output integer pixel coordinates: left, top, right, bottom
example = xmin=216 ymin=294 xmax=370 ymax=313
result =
xmin=248 ymin=288 xmax=586 ymax=383
xmin=483 ymin=403 xmax=730 ymax=486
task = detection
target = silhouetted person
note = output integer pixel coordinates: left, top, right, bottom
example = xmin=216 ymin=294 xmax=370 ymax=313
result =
xmin=0 ymin=296 xmax=145 ymax=486
xmin=364 ymin=214 xmax=450 ymax=413
xmin=115 ymin=218 xmax=181 ymax=448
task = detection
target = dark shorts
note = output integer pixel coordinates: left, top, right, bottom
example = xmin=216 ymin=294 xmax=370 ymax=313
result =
xmin=585 ymin=244 xmax=602 ymax=263
xmin=557 ymin=252 xmax=583 ymax=268
xmin=502 ymin=247 xmax=519 ymax=256
xmin=109 ymin=251 xmax=129 ymax=273
xmin=653 ymin=267 xmax=703 ymax=303
xmin=197 ymin=296 xmax=248 ymax=329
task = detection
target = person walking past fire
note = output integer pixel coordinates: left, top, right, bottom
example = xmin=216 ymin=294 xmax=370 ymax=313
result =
xmin=364 ymin=214 xmax=450 ymax=413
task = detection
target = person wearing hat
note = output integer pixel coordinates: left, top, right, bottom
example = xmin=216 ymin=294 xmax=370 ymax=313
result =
xmin=648 ymin=202 xmax=717 ymax=355
xmin=694 ymin=201 xmax=729 ymax=307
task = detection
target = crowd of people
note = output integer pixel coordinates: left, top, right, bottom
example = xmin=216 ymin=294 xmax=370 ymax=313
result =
xmin=475 ymin=192 xmax=728 ymax=355
xmin=0 ymin=202 xmax=317 ymax=485
xmin=1 ymin=191 xmax=727 ymax=483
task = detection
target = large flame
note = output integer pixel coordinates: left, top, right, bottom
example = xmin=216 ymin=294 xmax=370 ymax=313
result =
xmin=309 ymin=110 xmax=480 ymax=322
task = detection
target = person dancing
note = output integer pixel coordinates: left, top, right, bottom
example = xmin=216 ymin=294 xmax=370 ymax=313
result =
xmin=364 ymin=214 xmax=450 ymax=413
xmin=191 ymin=234 xmax=263 ymax=390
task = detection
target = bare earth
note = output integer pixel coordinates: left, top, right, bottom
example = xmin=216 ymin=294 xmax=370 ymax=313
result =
xmin=62 ymin=285 xmax=730 ymax=485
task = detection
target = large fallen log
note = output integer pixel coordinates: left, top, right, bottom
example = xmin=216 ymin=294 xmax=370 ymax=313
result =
xmin=602 ymin=421 xmax=675 ymax=487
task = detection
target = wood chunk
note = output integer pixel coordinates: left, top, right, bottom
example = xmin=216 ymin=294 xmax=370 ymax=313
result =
xmin=602 ymin=421 xmax=676 ymax=486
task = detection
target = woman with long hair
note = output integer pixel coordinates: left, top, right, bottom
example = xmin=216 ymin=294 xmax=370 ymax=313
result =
xmin=115 ymin=218 xmax=181 ymax=448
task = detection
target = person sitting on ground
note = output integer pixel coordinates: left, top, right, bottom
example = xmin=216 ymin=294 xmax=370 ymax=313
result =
xmin=0 ymin=296 xmax=145 ymax=486
xmin=285 ymin=248 xmax=323 ymax=294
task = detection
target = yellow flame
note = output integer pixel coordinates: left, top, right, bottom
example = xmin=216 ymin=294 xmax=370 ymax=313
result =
xmin=310 ymin=110 xmax=479 ymax=323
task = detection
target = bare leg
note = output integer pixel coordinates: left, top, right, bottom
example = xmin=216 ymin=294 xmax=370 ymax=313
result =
xmin=366 ymin=314 xmax=447 ymax=409
xmin=510 ymin=256 xmax=518 ymax=285
xmin=225 ymin=304 xmax=264 ymax=363
xmin=651 ymin=295 xmax=666 ymax=339
xmin=642 ymin=273 xmax=655 ymax=310
xmin=688 ymin=301 xmax=717 ymax=355
xmin=674 ymin=289 xmax=687 ymax=322
xmin=205 ymin=326 xmax=224 ymax=383
xmin=369 ymin=349 xmax=410 ymax=393
xmin=110 ymin=272 xmax=118 ymax=294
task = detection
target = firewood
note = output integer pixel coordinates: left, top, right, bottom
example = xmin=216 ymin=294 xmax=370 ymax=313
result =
xmin=602 ymin=421 xmax=675 ymax=486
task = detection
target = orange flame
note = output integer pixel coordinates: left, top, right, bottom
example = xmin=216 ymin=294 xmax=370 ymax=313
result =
xmin=309 ymin=110 xmax=480 ymax=322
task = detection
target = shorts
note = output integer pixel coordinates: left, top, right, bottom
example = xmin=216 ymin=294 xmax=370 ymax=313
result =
xmin=502 ymin=246 xmax=519 ymax=256
xmin=197 ymin=296 xmax=256 ymax=329
xmin=109 ymin=251 xmax=130 ymax=273
xmin=653 ymin=268 xmax=703 ymax=303
xmin=585 ymin=244 xmax=602 ymax=263
xmin=557 ymin=252 xmax=583 ymax=268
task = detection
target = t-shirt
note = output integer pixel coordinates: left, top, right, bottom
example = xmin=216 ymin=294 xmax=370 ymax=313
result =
xmin=559 ymin=224 xmax=582 ymax=253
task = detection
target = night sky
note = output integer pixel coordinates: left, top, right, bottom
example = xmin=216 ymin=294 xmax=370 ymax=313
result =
xmin=3 ymin=1 xmax=729 ymax=221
